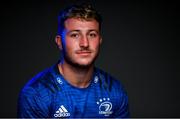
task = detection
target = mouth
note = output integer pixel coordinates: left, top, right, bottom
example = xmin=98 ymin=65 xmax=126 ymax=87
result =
xmin=76 ymin=51 xmax=92 ymax=56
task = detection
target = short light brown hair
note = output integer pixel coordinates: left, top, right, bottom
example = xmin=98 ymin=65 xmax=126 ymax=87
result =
xmin=57 ymin=3 xmax=102 ymax=35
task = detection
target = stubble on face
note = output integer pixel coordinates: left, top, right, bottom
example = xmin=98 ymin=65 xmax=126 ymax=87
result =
xmin=63 ymin=45 xmax=100 ymax=69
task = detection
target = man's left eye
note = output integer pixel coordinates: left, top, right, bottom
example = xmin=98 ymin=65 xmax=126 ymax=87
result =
xmin=89 ymin=33 xmax=96 ymax=37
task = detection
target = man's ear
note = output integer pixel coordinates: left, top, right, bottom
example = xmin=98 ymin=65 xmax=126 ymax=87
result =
xmin=55 ymin=35 xmax=62 ymax=50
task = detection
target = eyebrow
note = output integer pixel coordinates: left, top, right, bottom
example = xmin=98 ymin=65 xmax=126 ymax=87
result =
xmin=67 ymin=30 xmax=80 ymax=33
xmin=67 ymin=29 xmax=99 ymax=34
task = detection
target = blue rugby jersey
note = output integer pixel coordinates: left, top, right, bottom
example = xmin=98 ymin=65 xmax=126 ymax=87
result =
xmin=17 ymin=63 xmax=129 ymax=118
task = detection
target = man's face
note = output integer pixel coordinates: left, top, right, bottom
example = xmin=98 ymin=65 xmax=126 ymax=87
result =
xmin=60 ymin=18 xmax=102 ymax=68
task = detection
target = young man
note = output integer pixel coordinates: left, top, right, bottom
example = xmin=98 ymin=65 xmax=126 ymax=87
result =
xmin=18 ymin=3 xmax=130 ymax=118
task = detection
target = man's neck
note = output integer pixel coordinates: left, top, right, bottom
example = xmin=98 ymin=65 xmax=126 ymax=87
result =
xmin=58 ymin=61 xmax=94 ymax=88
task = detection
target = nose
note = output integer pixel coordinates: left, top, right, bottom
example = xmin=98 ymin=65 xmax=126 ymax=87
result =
xmin=79 ymin=35 xmax=89 ymax=48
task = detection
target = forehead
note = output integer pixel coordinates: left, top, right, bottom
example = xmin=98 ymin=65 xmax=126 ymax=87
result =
xmin=64 ymin=18 xmax=100 ymax=31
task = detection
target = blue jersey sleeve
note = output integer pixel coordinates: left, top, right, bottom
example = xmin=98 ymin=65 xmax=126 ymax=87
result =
xmin=116 ymin=90 xmax=130 ymax=117
xmin=17 ymin=87 xmax=50 ymax=118
xmin=112 ymin=80 xmax=130 ymax=118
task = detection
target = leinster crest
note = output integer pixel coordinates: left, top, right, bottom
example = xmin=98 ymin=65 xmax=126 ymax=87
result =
xmin=96 ymin=98 xmax=113 ymax=116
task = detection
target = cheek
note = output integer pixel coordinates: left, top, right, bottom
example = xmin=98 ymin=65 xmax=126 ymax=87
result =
xmin=65 ymin=40 xmax=78 ymax=52
xmin=91 ymin=40 xmax=101 ymax=49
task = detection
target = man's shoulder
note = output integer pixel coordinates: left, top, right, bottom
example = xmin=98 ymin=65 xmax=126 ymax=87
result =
xmin=20 ymin=65 xmax=59 ymax=96
xmin=95 ymin=67 xmax=126 ymax=91
xmin=95 ymin=67 xmax=120 ymax=83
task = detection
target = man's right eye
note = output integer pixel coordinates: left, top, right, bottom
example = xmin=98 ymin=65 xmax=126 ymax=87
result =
xmin=70 ymin=33 xmax=79 ymax=38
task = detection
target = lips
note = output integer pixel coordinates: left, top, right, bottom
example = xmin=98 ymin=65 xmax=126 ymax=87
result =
xmin=76 ymin=50 xmax=91 ymax=56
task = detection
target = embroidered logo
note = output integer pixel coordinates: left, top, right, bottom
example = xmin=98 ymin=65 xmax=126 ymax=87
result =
xmin=96 ymin=98 xmax=113 ymax=116
xmin=94 ymin=76 xmax=99 ymax=83
xmin=54 ymin=105 xmax=70 ymax=117
xmin=56 ymin=77 xmax=63 ymax=84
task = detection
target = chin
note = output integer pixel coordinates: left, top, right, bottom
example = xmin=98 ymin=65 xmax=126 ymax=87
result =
xmin=71 ymin=59 xmax=95 ymax=68
xmin=71 ymin=63 xmax=92 ymax=69
xmin=77 ymin=61 xmax=93 ymax=67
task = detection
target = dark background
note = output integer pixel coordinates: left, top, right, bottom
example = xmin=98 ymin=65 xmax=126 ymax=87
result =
xmin=0 ymin=0 xmax=179 ymax=117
